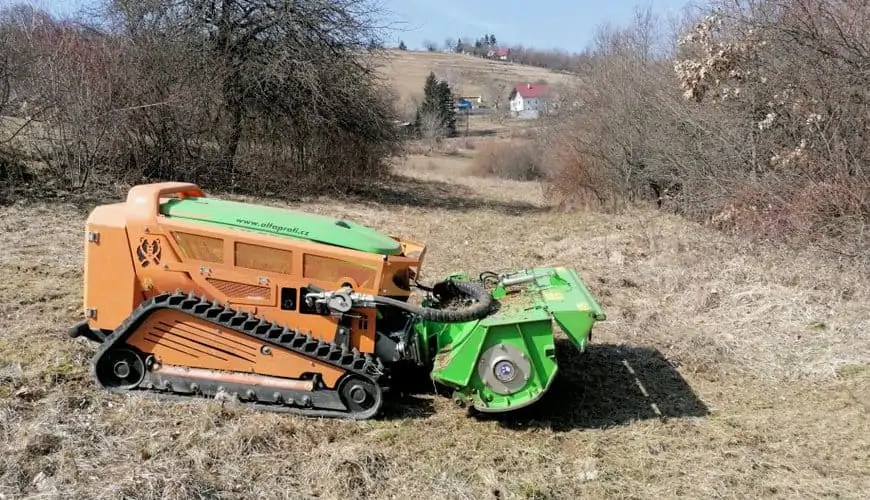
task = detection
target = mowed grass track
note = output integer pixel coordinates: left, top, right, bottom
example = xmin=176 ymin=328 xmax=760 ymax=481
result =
xmin=0 ymin=160 xmax=867 ymax=499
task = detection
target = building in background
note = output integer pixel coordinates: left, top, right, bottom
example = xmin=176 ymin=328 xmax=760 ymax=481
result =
xmin=508 ymin=82 xmax=550 ymax=119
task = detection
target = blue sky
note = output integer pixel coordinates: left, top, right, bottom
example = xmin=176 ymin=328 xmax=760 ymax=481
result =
xmin=381 ymin=0 xmax=694 ymax=52
xmin=26 ymin=0 xmax=695 ymax=53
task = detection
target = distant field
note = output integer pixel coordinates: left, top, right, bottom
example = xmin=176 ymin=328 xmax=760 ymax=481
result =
xmin=374 ymin=49 xmax=578 ymax=110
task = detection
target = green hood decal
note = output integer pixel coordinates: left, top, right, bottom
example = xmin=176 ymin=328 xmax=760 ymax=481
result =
xmin=159 ymin=197 xmax=403 ymax=255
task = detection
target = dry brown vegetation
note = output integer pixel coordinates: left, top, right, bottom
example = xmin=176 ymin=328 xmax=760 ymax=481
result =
xmin=469 ymin=140 xmax=543 ymax=181
xmin=1 ymin=157 xmax=868 ymax=498
xmin=1 ymin=0 xmax=869 ymax=498
xmin=533 ymin=0 xmax=870 ymax=252
xmin=0 ymin=0 xmax=403 ymax=199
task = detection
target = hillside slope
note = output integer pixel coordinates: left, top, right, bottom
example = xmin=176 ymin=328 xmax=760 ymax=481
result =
xmin=375 ymin=49 xmax=577 ymax=108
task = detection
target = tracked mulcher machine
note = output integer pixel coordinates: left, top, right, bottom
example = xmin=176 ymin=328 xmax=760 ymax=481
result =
xmin=69 ymin=182 xmax=605 ymax=419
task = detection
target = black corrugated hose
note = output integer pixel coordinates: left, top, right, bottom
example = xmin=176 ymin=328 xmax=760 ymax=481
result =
xmin=373 ymin=279 xmax=493 ymax=323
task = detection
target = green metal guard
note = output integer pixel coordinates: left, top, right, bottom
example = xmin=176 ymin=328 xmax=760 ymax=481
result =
xmin=419 ymin=267 xmax=605 ymax=413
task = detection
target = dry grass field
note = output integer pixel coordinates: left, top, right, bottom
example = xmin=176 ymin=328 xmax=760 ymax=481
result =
xmin=1 ymin=147 xmax=868 ymax=499
xmin=374 ymin=49 xmax=577 ymax=110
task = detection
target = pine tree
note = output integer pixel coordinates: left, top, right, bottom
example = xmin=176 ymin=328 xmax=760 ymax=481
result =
xmin=415 ymin=72 xmax=441 ymax=136
xmin=414 ymin=71 xmax=456 ymax=137
xmin=436 ymin=80 xmax=456 ymax=136
xmin=398 ymin=40 xmax=407 ymax=50
xmin=420 ymin=72 xmax=440 ymax=116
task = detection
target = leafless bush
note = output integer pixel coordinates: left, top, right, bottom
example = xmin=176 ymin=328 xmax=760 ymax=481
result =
xmin=675 ymin=1 xmax=868 ymax=236
xmin=400 ymin=135 xmax=474 ymax=157
xmin=0 ymin=0 xmax=403 ymax=197
xmin=25 ymin=24 xmax=127 ymax=188
xmin=543 ymin=0 xmax=870 ymax=248
xmin=417 ymin=110 xmax=447 ymax=154
xmin=0 ymin=8 xmax=34 ymax=196
xmin=470 ymin=140 xmax=543 ymax=181
xmin=540 ymin=6 xmax=691 ymax=210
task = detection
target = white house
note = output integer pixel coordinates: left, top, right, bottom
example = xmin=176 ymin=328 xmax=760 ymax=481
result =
xmin=508 ymin=83 xmax=550 ymax=118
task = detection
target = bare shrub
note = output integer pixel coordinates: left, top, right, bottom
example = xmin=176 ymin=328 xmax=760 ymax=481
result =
xmin=470 ymin=141 xmax=543 ymax=181
xmin=539 ymin=130 xmax=625 ymax=210
xmin=416 ymin=109 xmax=447 ymax=154
xmin=671 ymin=0 xmax=870 ymax=246
xmin=0 ymin=0 xmax=403 ymax=197
xmin=25 ymin=24 xmax=127 ymax=189
xmin=543 ymin=0 xmax=870 ymax=249
xmin=402 ymin=141 xmax=428 ymax=156
xmin=540 ymin=6 xmax=690 ymax=210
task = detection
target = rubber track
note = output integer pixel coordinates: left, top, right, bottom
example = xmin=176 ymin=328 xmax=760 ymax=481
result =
xmin=91 ymin=290 xmax=387 ymax=419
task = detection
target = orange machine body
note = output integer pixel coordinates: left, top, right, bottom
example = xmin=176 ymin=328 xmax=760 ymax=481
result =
xmin=81 ymin=182 xmax=426 ymax=357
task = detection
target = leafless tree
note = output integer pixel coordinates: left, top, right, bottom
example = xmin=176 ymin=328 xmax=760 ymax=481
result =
xmin=440 ymin=68 xmax=463 ymax=97
xmin=483 ymin=77 xmax=508 ymax=121
xmin=0 ymin=0 xmax=405 ymax=196
xmin=535 ymin=0 xmax=869 ymax=248
xmin=417 ymin=109 xmax=446 ymax=154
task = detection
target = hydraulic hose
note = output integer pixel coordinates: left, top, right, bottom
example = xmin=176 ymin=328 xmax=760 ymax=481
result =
xmin=372 ymin=280 xmax=493 ymax=323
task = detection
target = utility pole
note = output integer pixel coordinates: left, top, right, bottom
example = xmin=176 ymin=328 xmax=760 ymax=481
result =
xmin=465 ymin=108 xmax=470 ymax=137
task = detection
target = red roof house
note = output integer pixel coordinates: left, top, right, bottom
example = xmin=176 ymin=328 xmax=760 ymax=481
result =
xmin=486 ymin=47 xmax=512 ymax=60
xmin=510 ymin=82 xmax=550 ymax=100
xmin=494 ymin=47 xmax=511 ymax=60
xmin=508 ymin=82 xmax=552 ymax=117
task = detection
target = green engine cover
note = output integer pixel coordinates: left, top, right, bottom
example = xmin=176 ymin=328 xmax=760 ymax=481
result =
xmin=158 ymin=196 xmax=403 ymax=255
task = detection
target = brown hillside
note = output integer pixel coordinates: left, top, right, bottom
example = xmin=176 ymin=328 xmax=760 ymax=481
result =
xmin=375 ymin=49 xmax=578 ymax=110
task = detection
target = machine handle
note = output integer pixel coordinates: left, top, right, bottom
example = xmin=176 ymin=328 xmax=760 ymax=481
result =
xmin=153 ymin=182 xmax=205 ymax=200
xmin=125 ymin=182 xmax=207 ymax=219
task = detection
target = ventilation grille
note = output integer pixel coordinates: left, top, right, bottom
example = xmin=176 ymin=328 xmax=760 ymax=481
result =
xmin=173 ymin=232 xmax=223 ymax=263
xmin=235 ymin=242 xmax=293 ymax=275
xmin=207 ymin=278 xmax=271 ymax=300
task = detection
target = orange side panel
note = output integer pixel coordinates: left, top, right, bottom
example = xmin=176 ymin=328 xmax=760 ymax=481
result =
xmin=84 ymin=204 xmax=142 ymax=331
xmin=234 ymin=241 xmax=294 ymax=275
xmin=105 ymin=183 xmax=406 ymax=356
xmin=125 ymin=309 xmax=346 ymax=388
xmin=302 ymin=253 xmax=378 ymax=289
